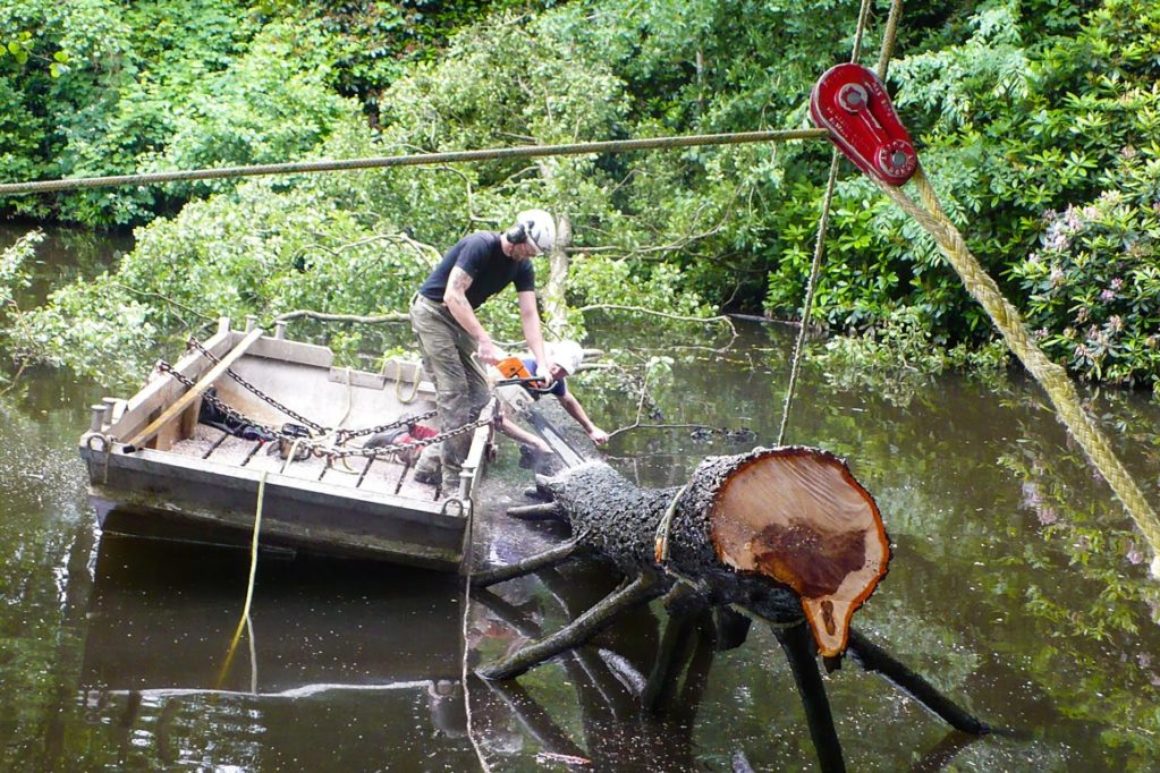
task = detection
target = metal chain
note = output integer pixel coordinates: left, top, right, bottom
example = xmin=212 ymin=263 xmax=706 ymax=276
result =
xmin=314 ymin=410 xmax=498 ymax=462
xmin=187 ymin=338 xmax=328 ymax=432
xmin=332 ymin=411 xmax=438 ymax=444
xmin=185 ymin=338 xmax=437 ymax=440
xmin=156 ymin=359 xmax=497 ymax=464
xmin=158 ymin=361 xmax=282 ymax=436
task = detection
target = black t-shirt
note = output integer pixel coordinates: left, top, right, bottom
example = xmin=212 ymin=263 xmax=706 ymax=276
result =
xmin=418 ymin=232 xmax=535 ymax=308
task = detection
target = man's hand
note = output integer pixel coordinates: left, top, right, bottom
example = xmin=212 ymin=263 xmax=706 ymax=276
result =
xmin=535 ymin=359 xmax=556 ymax=390
xmin=588 ymin=426 xmax=610 ymax=445
xmin=477 ymin=338 xmax=503 ymax=366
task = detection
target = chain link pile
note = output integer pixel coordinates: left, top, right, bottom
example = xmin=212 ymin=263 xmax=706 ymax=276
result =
xmin=158 ymin=341 xmax=498 ymax=467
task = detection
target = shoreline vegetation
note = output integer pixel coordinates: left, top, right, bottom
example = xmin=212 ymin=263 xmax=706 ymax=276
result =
xmin=1 ymin=1 xmax=1157 ymax=395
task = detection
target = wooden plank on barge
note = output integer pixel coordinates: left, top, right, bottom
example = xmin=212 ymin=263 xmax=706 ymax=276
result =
xmin=125 ymin=327 xmax=265 ymax=449
xmin=107 ymin=324 xmax=235 ymax=441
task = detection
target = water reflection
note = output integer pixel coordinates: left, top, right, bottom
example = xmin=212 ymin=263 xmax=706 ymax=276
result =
xmin=1 ymin=281 xmax=1159 ymax=768
xmin=78 ymin=537 xmax=477 ymax=769
xmin=0 ymin=222 xmax=133 ymax=304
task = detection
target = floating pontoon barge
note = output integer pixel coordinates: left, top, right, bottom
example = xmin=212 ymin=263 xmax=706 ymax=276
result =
xmin=78 ymin=318 xmax=492 ymax=571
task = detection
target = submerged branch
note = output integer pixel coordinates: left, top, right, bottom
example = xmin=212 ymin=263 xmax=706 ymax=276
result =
xmin=472 ymin=535 xmax=589 ymax=588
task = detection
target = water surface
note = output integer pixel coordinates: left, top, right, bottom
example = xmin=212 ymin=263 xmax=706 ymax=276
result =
xmin=1 ymin=231 xmax=1158 ymax=771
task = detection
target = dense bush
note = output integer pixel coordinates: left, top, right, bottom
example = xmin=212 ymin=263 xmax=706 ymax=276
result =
xmin=4 ymin=0 xmax=1159 ymax=389
xmin=1010 ymin=161 xmax=1160 ymax=388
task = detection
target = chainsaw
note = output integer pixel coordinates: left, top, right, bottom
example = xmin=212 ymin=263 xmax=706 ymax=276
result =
xmin=494 ymin=356 xmax=554 ymax=396
xmin=492 ymin=356 xmax=585 ymax=467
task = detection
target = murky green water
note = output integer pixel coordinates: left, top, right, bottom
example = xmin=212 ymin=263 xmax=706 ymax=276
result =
xmin=2 ymin=227 xmax=1158 ymax=771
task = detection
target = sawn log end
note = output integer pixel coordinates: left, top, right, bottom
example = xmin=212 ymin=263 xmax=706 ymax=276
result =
xmin=706 ymin=446 xmax=890 ymax=657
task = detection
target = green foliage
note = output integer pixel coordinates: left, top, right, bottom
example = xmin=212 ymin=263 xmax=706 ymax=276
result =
xmin=815 ymin=306 xmax=1010 ymax=406
xmin=0 ymin=229 xmax=40 ymax=311
xmin=7 ymin=166 xmax=434 ymax=386
xmin=0 ymin=230 xmax=43 ymax=386
xmin=0 ymin=1 xmax=357 ymax=225
xmin=306 ymin=0 xmax=544 ymax=115
xmin=5 ymin=11 xmax=717 ymax=383
xmin=0 ymin=231 xmax=43 ymax=386
xmin=6 ymin=0 xmax=1160 ymax=388
xmin=1 ymin=27 xmax=70 ymax=75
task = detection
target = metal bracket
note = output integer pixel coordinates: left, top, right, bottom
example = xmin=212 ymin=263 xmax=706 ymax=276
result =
xmin=809 ymin=63 xmax=917 ymax=186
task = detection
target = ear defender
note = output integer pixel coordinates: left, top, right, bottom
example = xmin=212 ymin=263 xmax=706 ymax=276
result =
xmin=505 ymin=222 xmax=527 ymax=244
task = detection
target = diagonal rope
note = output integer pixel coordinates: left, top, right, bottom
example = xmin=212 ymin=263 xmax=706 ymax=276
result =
xmin=777 ymin=0 xmax=875 ymax=446
xmin=879 ymin=168 xmax=1160 ymax=576
xmin=876 ymin=0 xmax=904 ymax=79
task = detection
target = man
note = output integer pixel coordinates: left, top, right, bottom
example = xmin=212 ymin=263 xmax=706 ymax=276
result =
xmin=410 ymin=208 xmax=557 ymax=497
xmin=508 ymin=339 xmax=609 ymax=447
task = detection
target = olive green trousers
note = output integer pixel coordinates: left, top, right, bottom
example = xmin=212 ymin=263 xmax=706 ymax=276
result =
xmin=409 ymin=295 xmax=489 ymax=493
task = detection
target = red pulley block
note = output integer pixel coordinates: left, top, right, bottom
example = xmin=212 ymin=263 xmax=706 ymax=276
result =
xmin=809 ymin=63 xmax=917 ymax=186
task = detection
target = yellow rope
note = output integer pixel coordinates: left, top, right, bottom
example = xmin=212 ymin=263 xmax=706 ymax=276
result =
xmin=653 ymin=484 xmax=689 ymax=564
xmin=876 ymin=0 xmax=904 ymax=79
xmin=389 ymin=359 xmax=421 ymax=404
xmin=878 ymin=167 xmax=1160 ymax=573
xmin=332 ymin=367 xmax=360 ymax=474
xmin=216 ymin=470 xmax=268 ymax=688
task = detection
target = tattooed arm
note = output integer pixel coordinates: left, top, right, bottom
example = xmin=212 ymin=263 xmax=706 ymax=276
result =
xmin=443 ymin=266 xmax=503 ymax=364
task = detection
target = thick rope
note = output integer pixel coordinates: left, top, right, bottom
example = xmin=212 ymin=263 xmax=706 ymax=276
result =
xmin=880 ymin=168 xmax=1160 ymax=575
xmin=777 ymin=0 xmax=874 ymax=446
xmin=653 ymin=484 xmax=689 ymax=563
xmin=216 ymin=470 xmax=268 ymax=688
xmin=850 ymin=0 xmax=874 ymax=61
xmin=0 ymin=129 xmax=826 ymax=197
xmin=876 ymin=0 xmax=904 ymax=79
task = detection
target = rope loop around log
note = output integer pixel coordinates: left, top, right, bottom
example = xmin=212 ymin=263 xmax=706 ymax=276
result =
xmin=653 ymin=484 xmax=689 ymax=564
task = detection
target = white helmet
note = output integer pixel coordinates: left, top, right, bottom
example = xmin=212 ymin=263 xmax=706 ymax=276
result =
xmin=547 ymin=340 xmax=584 ymax=375
xmin=510 ymin=208 xmax=556 ymax=253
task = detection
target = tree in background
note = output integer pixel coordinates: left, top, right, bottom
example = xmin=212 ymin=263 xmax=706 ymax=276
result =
xmin=2 ymin=0 xmax=1158 ymax=391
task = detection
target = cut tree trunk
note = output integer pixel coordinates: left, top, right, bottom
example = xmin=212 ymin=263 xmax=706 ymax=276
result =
xmin=537 ymin=445 xmax=890 ymax=655
xmin=478 ymin=443 xmax=987 ymax=770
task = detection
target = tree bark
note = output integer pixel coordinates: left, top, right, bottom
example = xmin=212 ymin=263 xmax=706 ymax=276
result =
xmin=539 ymin=446 xmax=891 ymax=655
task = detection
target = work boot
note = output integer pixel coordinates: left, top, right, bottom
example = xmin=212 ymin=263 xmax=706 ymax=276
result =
xmin=412 ymin=443 xmax=442 ymax=486
xmin=413 ymin=467 xmax=442 ymax=486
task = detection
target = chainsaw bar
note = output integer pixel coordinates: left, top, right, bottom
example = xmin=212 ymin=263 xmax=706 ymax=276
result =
xmin=528 ymin=409 xmax=586 ymax=468
xmin=809 ymin=63 xmax=917 ymax=186
xmin=493 ymin=382 xmax=586 ymax=468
